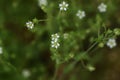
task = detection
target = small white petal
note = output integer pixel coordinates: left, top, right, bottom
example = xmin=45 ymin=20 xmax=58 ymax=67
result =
xmin=62 ymin=1 xmax=66 ymax=5
xmin=65 ymin=4 xmax=69 ymax=7
xmin=59 ymin=4 xmax=62 ymax=7
xmin=64 ymin=8 xmax=67 ymax=11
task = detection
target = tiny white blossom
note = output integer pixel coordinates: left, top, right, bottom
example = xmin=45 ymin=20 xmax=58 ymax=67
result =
xmin=26 ymin=21 xmax=34 ymax=29
xmin=76 ymin=10 xmax=86 ymax=19
xmin=38 ymin=0 xmax=47 ymax=7
xmin=0 ymin=47 xmax=3 ymax=54
xmin=22 ymin=69 xmax=31 ymax=78
xmin=59 ymin=1 xmax=69 ymax=11
xmin=98 ymin=3 xmax=107 ymax=12
xmin=106 ymin=38 xmax=117 ymax=48
xmin=51 ymin=41 xmax=60 ymax=49
xmin=51 ymin=33 xmax=60 ymax=41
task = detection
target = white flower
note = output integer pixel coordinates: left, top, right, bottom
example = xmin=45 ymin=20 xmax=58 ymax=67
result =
xmin=38 ymin=0 xmax=47 ymax=7
xmin=76 ymin=10 xmax=86 ymax=19
xmin=59 ymin=1 xmax=69 ymax=11
xmin=26 ymin=21 xmax=34 ymax=29
xmin=0 ymin=47 xmax=3 ymax=54
xmin=98 ymin=3 xmax=107 ymax=12
xmin=51 ymin=33 xmax=60 ymax=49
xmin=51 ymin=33 xmax=60 ymax=42
xmin=106 ymin=38 xmax=117 ymax=48
xmin=51 ymin=41 xmax=60 ymax=49
xmin=22 ymin=69 xmax=31 ymax=78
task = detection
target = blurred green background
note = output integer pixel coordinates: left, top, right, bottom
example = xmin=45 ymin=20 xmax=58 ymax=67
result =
xmin=0 ymin=0 xmax=120 ymax=80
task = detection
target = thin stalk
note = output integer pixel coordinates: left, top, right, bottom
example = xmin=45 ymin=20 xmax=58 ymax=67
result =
xmin=38 ymin=19 xmax=48 ymax=22
xmin=52 ymin=64 xmax=59 ymax=80
xmin=85 ymin=41 xmax=98 ymax=54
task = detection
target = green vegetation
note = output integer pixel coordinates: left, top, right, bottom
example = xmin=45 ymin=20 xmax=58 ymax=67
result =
xmin=0 ymin=0 xmax=120 ymax=80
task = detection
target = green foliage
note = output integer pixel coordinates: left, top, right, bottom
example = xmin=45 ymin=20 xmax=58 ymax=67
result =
xmin=0 ymin=0 xmax=120 ymax=80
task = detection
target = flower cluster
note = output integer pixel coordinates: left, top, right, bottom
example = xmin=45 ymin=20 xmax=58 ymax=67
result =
xmin=25 ymin=2 xmax=107 ymax=31
xmin=51 ymin=33 xmax=60 ymax=49
xmin=59 ymin=1 xmax=69 ymax=11
xmin=106 ymin=38 xmax=116 ymax=48
xmin=26 ymin=21 xmax=34 ymax=29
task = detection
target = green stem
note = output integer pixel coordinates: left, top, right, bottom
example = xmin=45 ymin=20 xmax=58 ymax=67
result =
xmin=52 ymin=64 xmax=59 ymax=80
xmin=73 ymin=42 xmax=98 ymax=68
xmin=38 ymin=19 xmax=48 ymax=22
xmin=85 ymin=41 xmax=98 ymax=54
